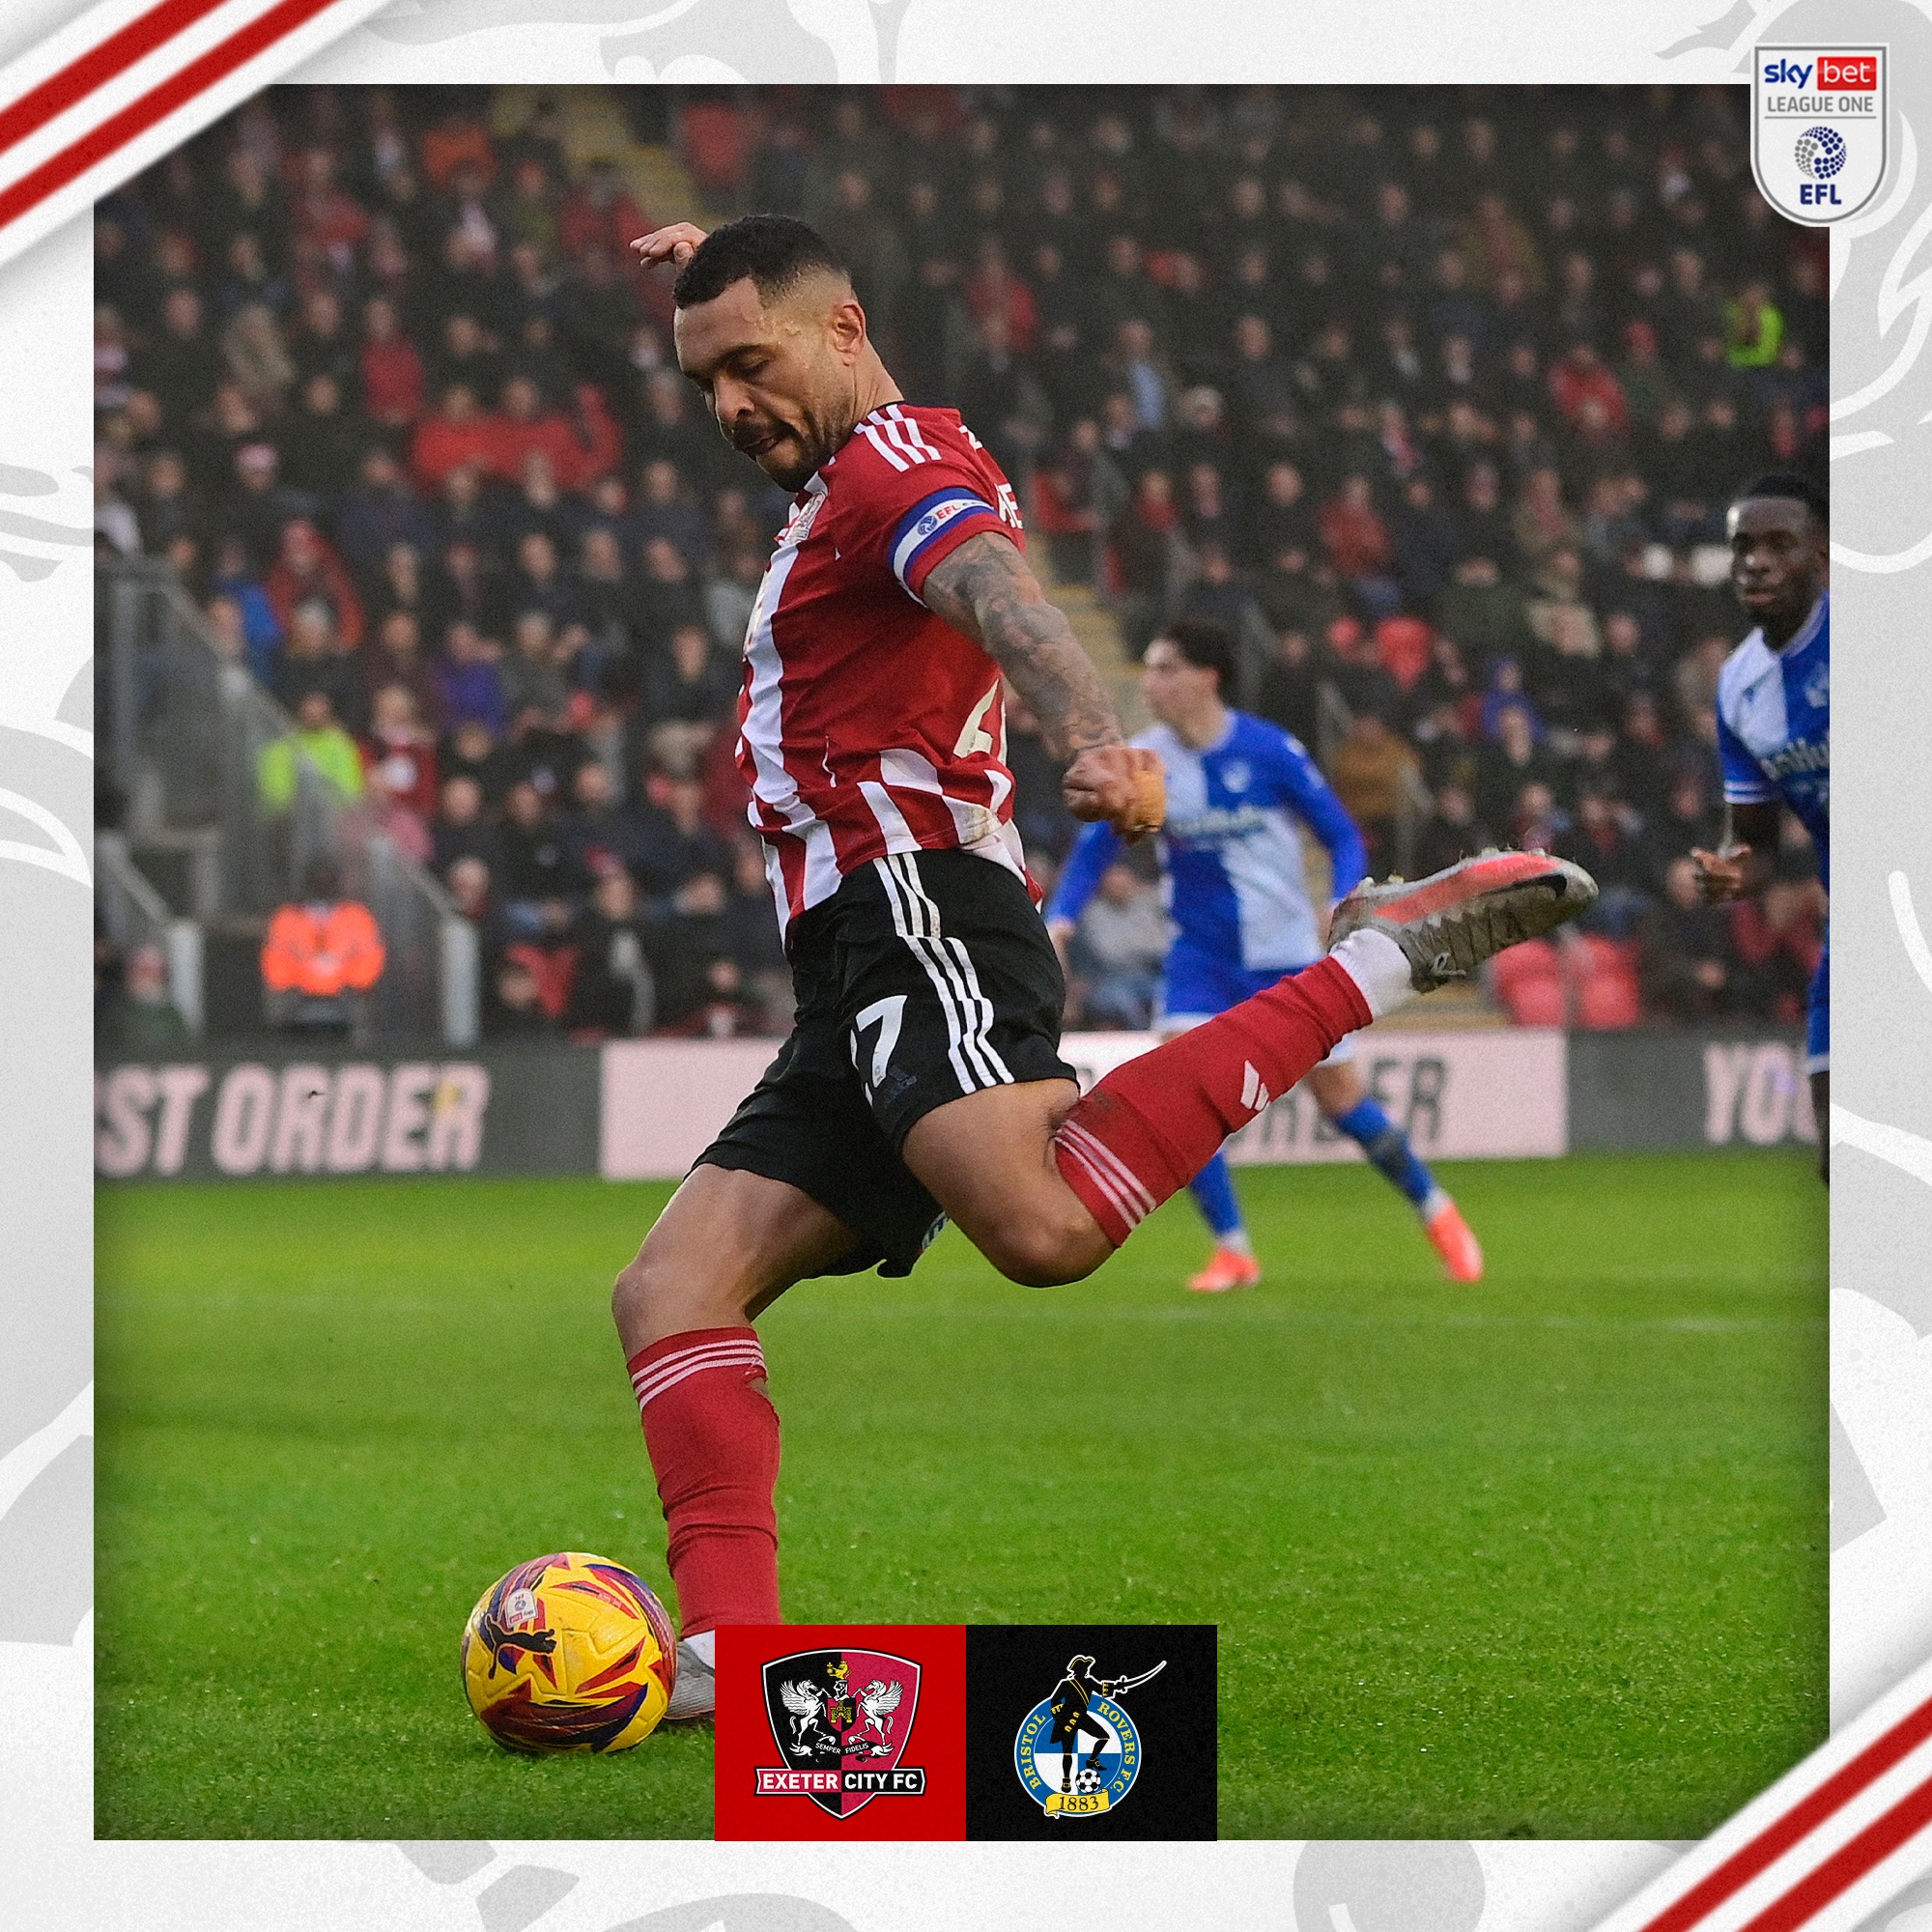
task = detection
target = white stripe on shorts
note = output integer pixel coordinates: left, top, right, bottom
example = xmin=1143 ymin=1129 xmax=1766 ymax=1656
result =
xmin=874 ymin=855 xmax=993 ymax=1094
xmin=889 ymin=852 xmax=1013 ymax=1090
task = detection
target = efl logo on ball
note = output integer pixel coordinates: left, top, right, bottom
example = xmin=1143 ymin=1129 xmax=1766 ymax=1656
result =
xmin=1752 ymin=43 xmax=1887 ymax=223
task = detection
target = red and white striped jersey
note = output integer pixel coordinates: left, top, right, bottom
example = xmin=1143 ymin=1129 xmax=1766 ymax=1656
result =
xmin=736 ymin=401 xmax=1032 ymax=936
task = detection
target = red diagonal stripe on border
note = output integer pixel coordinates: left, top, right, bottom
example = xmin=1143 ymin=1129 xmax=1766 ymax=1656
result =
xmin=1737 ymin=1770 xmax=1932 ymax=1932
xmin=1639 ymin=1694 xmax=1932 ymax=1932
xmin=0 ymin=0 xmax=346 ymax=234
xmin=0 ymin=0 xmax=234 ymax=158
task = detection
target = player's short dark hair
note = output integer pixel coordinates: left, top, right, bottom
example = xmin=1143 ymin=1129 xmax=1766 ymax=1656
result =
xmin=672 ymin=215 xmax=850 ymax=311
xmin=1734 ymin=470 xmax=1828 ymax=528
xmin=1158 ymin=618 xmax=1237 ymax=693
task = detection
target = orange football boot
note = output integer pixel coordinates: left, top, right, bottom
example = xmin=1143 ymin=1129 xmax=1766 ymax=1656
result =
xmin=1424 ymin=1199 xmax=1484 ymax=1283
xmin=1187 ymin=1246 xmax=1263 ymax=1293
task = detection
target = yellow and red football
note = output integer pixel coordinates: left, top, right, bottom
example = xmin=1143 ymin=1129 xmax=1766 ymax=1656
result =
xmin=460 ymin=1552 xmax=676 ymax=1754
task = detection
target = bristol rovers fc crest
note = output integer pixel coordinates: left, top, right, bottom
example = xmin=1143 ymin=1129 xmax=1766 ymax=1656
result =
xmin=1013 ymin=1653 xmax=1165 ymax=1818
xmin=756 ymin=1648 xmax=925 ymax=1818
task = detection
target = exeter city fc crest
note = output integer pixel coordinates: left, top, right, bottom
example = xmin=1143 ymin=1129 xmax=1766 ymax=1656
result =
xmin=756 ymin=1648 xmax=926 ymax=1818
xmin=1013 ymin=1654 xmax=1164 ymax=1818
xmin=1752 ymin=45 xmax=1887 ymax=224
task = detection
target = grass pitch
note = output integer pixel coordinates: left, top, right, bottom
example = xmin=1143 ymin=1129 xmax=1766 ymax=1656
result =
xmin=96 ymin=1151 xmax=1825 ymax=1840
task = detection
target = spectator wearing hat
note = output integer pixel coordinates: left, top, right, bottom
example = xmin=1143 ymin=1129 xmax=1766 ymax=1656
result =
xmin=223 ymin=439 xmax=313 ymax=563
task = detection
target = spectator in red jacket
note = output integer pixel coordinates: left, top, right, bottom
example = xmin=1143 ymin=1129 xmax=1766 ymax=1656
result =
xmin=1548 ymin=344 xmax=1630 ymax=439
xmin=291 ymin=147 xmax=371 ymax=275
xmin=963 ymin=235 xmax=1038 ymax=355
xmin=264 ymin=519 xmax=364 ymax=649
xmin=558 ymin=159 xmax=651 ymax=261
xmin=359 ymin=295 xmax=425 ymax=428
xmin=487 ymin=376 xmax=620 ymax=491
xmin=1727 ymin=878 xmax=1826 ymax=1027
xmin=411 ymin=384 xmax=495 ymax=492
xmin=361 ymin=611 xmax=444 ymax=734
xmin=1319 ymin=473 xmax=1394 ymax=580
xmin=1320 ymin=472 xmax=1402 ymax=618
xmin=419 ymin=105 xmax=496 ymax=189
xmin=565 ymin=382 xmax=623 ymax=490
xmin=362 ymin=683 xmax=440 ymax=860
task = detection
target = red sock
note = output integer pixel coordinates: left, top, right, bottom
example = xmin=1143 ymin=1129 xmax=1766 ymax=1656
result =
xmin=1053 ymin=954 xmax=1372 ymax=1246
xmin=628 ymin=1326 xmax=781 ymax=1637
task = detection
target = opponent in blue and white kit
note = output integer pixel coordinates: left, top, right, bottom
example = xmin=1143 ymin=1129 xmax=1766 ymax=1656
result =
xmin=1046 ymin=620 xmax=1485 ymax=1290
xmin=1692 ymin=471 xmax=1830 ymax=1180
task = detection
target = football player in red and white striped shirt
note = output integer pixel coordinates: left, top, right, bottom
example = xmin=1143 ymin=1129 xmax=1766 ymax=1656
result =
xmin=612 ymin=216 xmax=1597 ymax=1719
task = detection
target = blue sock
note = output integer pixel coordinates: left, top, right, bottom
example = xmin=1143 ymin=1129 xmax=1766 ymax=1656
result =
xmin=1331 ymin=1097 xmax=1437 ymax=1210
xmin=1187 ymin=1152 xmax=1246 ymax=1242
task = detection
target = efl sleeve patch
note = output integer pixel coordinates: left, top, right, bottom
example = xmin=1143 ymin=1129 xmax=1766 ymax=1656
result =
xmin=890 ymin=487 xmax=1008 ymax=602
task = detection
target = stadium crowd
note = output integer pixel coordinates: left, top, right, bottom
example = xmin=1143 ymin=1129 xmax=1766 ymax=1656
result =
xmin=94 ymin=83 xmax=1827 ymax=1041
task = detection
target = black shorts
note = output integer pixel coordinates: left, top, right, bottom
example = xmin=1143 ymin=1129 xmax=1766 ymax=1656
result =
xmin=695 ymin=848 xmax=1076 ymax=1276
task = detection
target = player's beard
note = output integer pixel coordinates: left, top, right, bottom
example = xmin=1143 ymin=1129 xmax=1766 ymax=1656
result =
xmin=737 ymin=405 xmax=839 ymax=493
xmin=752 ymin=437 xmax=819 ymax=492
xmin=734 ymin=370 xmax=865 ymax=492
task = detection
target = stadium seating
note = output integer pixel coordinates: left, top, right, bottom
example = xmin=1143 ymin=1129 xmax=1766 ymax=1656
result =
xmin=92 ymin=84 xmax=1825 ymax=1042
xmin=1567 ymin=934 xmax=1643 ymax=1031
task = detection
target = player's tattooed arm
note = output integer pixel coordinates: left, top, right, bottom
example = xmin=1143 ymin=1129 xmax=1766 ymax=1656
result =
xmin=922 ymin=532 xmax=1166 ymax=838
xmin=922 ymin=531 xmax=1121 ymax=758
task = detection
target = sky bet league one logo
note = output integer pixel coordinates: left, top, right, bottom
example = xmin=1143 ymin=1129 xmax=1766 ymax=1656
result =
xmin=1752 ymin=46 xmax=1887 ymax=224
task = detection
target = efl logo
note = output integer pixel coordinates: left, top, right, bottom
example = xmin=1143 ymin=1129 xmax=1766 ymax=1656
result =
xmin=1752 ymin=43 xmax=1888 ymax=224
